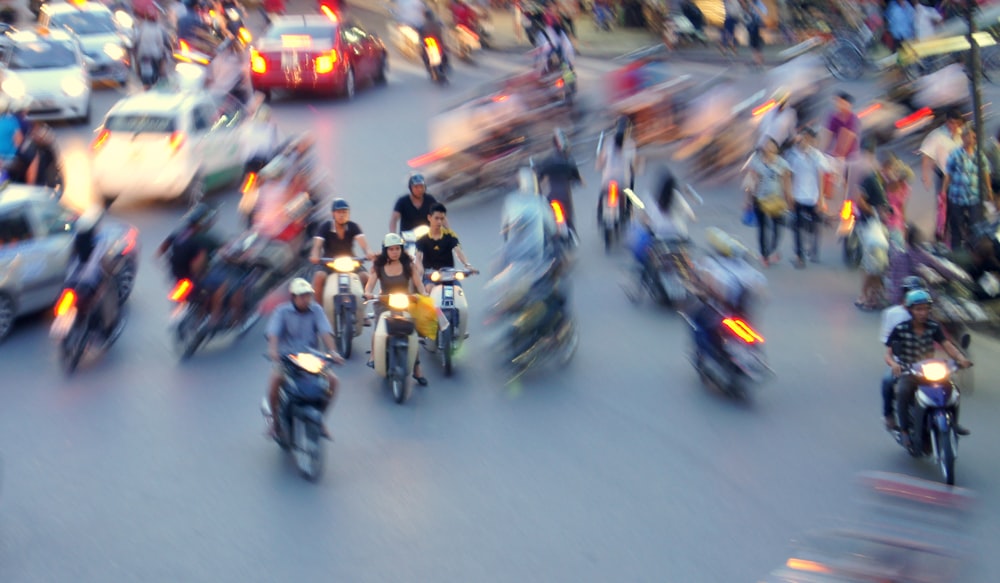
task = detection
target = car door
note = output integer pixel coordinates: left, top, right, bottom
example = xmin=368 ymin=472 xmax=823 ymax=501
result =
xmin=0 ymin=204 xmax=60 ymax=313
xmin=29 ymin=200 xmax=77 ymax=306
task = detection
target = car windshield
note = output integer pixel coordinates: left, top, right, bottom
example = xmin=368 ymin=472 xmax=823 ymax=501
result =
xmin=9 ymin=41 xmax=78 ymax=70
xmin=53 ymin=11 xmax=117 ymax=35
xmin=106 ymin=114 xmax=177 ymax=133
xmin=264 ymin=25 xmax=336 ymax=44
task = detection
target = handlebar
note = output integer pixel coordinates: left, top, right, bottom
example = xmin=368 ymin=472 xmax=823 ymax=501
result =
xmin=427 ymin=267 xmax=479 ymax=283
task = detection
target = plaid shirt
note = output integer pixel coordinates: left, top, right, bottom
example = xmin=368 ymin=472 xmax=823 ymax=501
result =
xmin=945 ymin=147 xmax=990 ymax=206
xmin=886 ymin=319 xmax=946 ymax=366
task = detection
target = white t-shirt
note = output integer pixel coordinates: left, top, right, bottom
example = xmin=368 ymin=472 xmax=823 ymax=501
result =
xmin=919 ymin=125 xmax=962 ymax=172
xmin=880 ymin=304 xmax=911 ymax=344
xmin=643 ymin=190 xmax=694 ymax=241
xmin=757 ymin=107 xmax=797 ymax=149
xmin=785 ymin=145 xmax=831 ymax=205
xmin=600 ymin=139 xmax=637 ymax=185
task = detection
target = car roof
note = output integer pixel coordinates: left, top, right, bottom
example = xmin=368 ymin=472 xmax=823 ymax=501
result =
xmin=108 ymin=90 xmax=205 ymax=117
xmin=268 ymin=15 xmax=338 ymax=29
xmin=0 ymin=184 xmax=59 ymax=211
xmin=42 ymin=1 xmax=113 ymax=16
xmin=4 ymin=27 xmax=76 ymax=44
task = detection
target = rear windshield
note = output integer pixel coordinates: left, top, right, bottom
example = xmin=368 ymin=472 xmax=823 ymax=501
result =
xmin=106 ymin=114 xmax=176 ymax=133
xmin=264 ymin=25 xmax=337 ymax=44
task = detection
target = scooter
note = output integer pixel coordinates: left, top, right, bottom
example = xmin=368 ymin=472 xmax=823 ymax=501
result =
xmin=449 ymin=23 xmax=480 ymax=62
xmin=50 ymin=284 xmax=126 ymax=375
xmin=319 ymin=256 xmax=367 ymax=359
xmin=369 ymin=294 xmax=419 ymax=404
xmin=261 ymin=349 xmax=338 ymax=482
xmin=684 ymin=306 xmax=771 ymax=400
xmin=890 ymin=357 xmax=970 ymax=486
xmin=138 ymin=55 xmax=160 ymax=87
xmin=423 ymin=268 xmax=476 ymax=376
xmin=423 ymin=36 xmax=448 ymax=85
xmin=598 ymin=178 xmax=624 ymax=252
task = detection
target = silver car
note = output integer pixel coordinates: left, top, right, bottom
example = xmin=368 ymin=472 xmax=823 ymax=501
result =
xmin=0 ymin=185 xmax=140 ymax=342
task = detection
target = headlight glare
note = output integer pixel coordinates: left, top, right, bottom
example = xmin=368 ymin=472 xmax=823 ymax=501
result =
xmin=61 ymin=76 xmax=87 ymax=97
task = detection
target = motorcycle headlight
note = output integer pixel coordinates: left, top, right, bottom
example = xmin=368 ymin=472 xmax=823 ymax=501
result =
xmin=290 ymin=352 xmax=325 ymax=374
xmin=331 ymin=257 xmax=358 ymax=273
xmin=61 ymin=76 xmax=87 ymax=97
xmin=388 ymin=293 xmax=410 ymax=311
xmin=103 ymin=43 xmax=126 ymax=61
xmin=2 ymin=76 xmax=26 ymax=100
xmin=919 ymin=361 xmax=949 ymax=383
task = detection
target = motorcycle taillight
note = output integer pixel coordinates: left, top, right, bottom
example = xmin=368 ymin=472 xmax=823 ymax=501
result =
xmin=722 ymin=317 xmax=764 ymax=345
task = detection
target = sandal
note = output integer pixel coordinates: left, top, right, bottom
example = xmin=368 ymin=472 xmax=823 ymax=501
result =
xmin=412 ymin=375 xmax=428 ymax=386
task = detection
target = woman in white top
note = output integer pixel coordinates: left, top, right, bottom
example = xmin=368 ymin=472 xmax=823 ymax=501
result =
xmin=639 ymin=169 xmax=695 ymax=242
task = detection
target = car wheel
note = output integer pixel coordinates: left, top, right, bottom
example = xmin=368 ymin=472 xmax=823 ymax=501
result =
xmin=342 ymin=67 xmax=355 ymax=100
xmin=0 ymin=293 xmax=14 ymax=343
xmin=375 ymin=55 xmax=388 ymax=85
xmin=183 ymin=172 xmax=205 ymax=206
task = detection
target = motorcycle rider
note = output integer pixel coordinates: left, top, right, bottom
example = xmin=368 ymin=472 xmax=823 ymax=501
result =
xmin=535 ymin=128 xmax=583 ymax=235
xmin=363 ymin=233 xmax=428 ymax=383
xmin=418 ymin=8 xmax=449 ymax=72
xmin=67 ymin=208 xmax=124 ymax=342
xmin=390 ymin=173 xmax=447 ymax=233
xmin=310 ymin=198 xmax=376 ymax=293
xmin=880 ymin=276 xmax=925 ymax=430
xmin=134 ymin=11 xmax=172 ymax=84
xmin=885 ymin=289 xmax=971 ymax=445
xmin=265 ymin=278 xmax=343 ymax=440
xmin=176 ymin=0 xmax=214 ymax=48
xmin=632 ymin=168 xmax=696 ymax=286
xmin=415 ymin=202 xmax=475 ymax=285
xmin=241 ymin=104 xmax=281 ymax=179
xmin=7 ymin=123 xmax=60 ymax=187
xmin=597 ymin=116 xmax=640 ymax=221
xmin=756 ymin=90 xmax=797 ymax=153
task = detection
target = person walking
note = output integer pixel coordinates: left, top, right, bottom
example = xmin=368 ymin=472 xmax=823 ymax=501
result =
xmin=785 ymin=127 xmax=832 ymax=267
xmin=721 ymin=0 xmax=742 ymax=55
xmin=919 ymin=109 xmax=964 ymax=242
xmin=940 ymin=125 xmax=994 ymax=251
xmin=744 ymin=137 xmax=792 ymax=267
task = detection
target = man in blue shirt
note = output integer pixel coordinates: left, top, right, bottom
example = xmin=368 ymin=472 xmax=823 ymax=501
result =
xmin=886 ymin=0 xmax=916 ymax=50
xmin=0 ymin=103 xmax=23 ymax=164
xmin=941 ymin=126 xmax=993 ymax=250
xmin=265 ymin=278 xmax=342 ymax=439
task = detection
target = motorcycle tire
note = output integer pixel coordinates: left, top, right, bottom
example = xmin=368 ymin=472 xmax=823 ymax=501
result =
xmin=937 ymin=426 xmax=956 ymax=486
xmin=842 ymin=231 xmax=862 ymax=269
xmin=390 ymin=345 xmax=409 ymax=404
xmin=61 ymin=321 xmax=90 ymax=375
xmin=293 ymin=417 xmax=323 ymax=482
xmin=439 ymin=324 xmax=453 ymax=376
xmin=337 ymin=306 xmax=354 ymax=359
xmin=175 ymin=310 xmax=207 ymax=361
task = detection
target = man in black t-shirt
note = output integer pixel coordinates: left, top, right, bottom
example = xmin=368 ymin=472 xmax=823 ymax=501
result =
xmin=389 ymin=173 xmax=449 ymax=233
xmin=416 ymin=203 xmax=474 ymax=285
xmin=310 ymin=198 xmax=374 ymax=293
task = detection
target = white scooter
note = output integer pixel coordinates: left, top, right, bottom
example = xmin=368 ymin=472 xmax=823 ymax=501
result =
xmin=422 ymin=268 xmax=476 ymax=376
xmin=319 ymin=256 xmax=367 ymax=359
xmin=370 ymin=294 xmax=419 ymax=404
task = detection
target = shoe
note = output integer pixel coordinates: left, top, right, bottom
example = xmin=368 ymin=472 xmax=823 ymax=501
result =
xmin=412 ymin=374 xmax=428 ymax=386
xmin=884 ymin=416 xmax=899 ymax=431
xmin=954 ymin=425 xmax=971 ymax=436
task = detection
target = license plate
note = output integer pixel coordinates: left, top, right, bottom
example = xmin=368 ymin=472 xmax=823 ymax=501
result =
xmin=426 ymin=45 xmax=442 ymax=67
xmin=338 ymin=274 xmax=349 ymax=285
xmin=443 ymin=286 xmax=454 ymax=298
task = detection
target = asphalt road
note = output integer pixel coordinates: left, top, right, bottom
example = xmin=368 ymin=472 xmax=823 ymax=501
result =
xmin=1 ymin=8 xmax=999 ymax=582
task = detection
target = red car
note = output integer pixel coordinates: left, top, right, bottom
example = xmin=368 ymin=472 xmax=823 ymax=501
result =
xmin=249 ymin=14 xmax=388 ymax=101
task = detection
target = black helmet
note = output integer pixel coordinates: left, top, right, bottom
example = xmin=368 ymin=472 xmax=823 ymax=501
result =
xmin=614 ymin=116 xmax=630 ymax=141
xmin=331 ymin=198 xmax=350 ymax=211
xmin=408 ymin=173 xmax=426 ymax=190
xmin=553 ymin=127 xmax=568 ymax=153
xmin=901 ymin=275 xmax=925 ymax=295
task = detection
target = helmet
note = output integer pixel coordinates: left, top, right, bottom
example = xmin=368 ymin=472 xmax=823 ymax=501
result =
xmin=383 ymin=233 xmax=404 ymax=248
xmin=553 ymin=127 xmax=569 ymax=153
xmin=408 ymin=173 xmax=426 ymax=190
xmin=905 ymin=289 xmax=933 ymax=307
xmin=901 ymin=276 xmax=926 ymax=295
xmin=331 ymin=198 xmax=350 ymax=211
xmin=289 ymin=278 xmax=314 ymax=296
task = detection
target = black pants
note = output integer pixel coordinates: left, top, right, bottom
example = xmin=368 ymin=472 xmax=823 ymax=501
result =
xmin=793 ymin=202 xmax=819 ymax=260
xmin=753 ymin=200 xmax=782 ymax=259
xmin=947 ymin=202 xmax=983 ymax=251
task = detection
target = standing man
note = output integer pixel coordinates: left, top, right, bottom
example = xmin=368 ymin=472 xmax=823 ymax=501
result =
xmin=941 ymin=125 xmax=993 ymax=251
xmin=919 ymin=109 xmax=964 ymax=241
xmin=785 ymin=127 xmax=831 ymax=267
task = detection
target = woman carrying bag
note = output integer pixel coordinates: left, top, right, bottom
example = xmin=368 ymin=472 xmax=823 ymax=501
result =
xmin=743 ymin=138 xmax=792 ymax=267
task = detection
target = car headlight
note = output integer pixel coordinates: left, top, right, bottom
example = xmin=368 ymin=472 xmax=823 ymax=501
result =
xmin=114 ymin=10 xmax=133 ymax=30
xmin=104 ymin=43 xmax=126 ymax=61
xmin=61 ymin=76 xmax=87 ymax=97
xmin=2 ymin=76 xmax=25 ymax=100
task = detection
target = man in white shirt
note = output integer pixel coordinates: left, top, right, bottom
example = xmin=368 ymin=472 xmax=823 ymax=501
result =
xmin=914 ymin=1 xmax=942 ymax=40
xmin=920 ymin=109 xmax=964 ymax=195
xmin=785 ymin=127 xmax=831 ymax=267
xmin=880 ymin=276 xmax=924 ymax=429
xmin=756 ymin=92 xmax=798 ymax=152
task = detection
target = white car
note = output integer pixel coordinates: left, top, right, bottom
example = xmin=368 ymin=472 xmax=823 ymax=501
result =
xmin=0 ymin=28 xmax=92 ymax=124
xmin=39 ymin=1 xmax=132 ymax=86
xmin=92 ymin=90 xmax=250 ymax=206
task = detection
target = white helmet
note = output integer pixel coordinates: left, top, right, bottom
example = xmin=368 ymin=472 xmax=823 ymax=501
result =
xmin=289 ymin=278 xmax=314 ymax=296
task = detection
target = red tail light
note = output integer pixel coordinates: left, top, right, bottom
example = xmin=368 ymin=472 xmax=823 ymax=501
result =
xmin=319 ymin=3 xmax=338 ymax=21
xmin=179 ymin=39 xmax=191 ymax=53
xmin=315 ymin=49 xmax=338 ymax=74
xmin=169 ymin=279 xmax=193 ymax=303
xmin=92 ymin=128 xmax=110 ymax=151
xmin=238 ymin=27 xmax=252 ymax=45
xmin=840 ymin=200 xmax=853 ymax=221
xmin=550 ymin=200 xmax=565 ymax=224
xmin=722 ymin=318 xmax=764 ymax=344
xmin=858 ymin=102 xmax=882 ymax=118
xmin=121 ymin=227 xmax=137 ymax=256
xmin=607 ymin=181 xmax=619 ymax=208
xmin=169 ymin=131 xmax=186 ymax=151
xmin=54 ymin=289 xmax=77 ymax=317
xmin=555 ymin=78 xmax=565 ymax=89
xmin=250 ymin=48 xmax=266 ymax=73
xmin=241 ymin=171 xmax=257 ymax=194
xmin=895 ymin=107 xmax=933 ymax=130
xmin=407 ymin=146 xmax=453 ymax=168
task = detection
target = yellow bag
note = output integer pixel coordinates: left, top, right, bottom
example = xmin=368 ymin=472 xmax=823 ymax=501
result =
xmin=757 ymin=194 xmax=788 ymax=219
xmin=410 ymin=295 xmax=439 ymax=338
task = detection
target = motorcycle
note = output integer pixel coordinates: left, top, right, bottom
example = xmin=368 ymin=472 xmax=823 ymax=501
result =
xmin=369 ymin=294 xmax=419 ymax=404
xmin=890 ymin=357 xmax=970 ymax=486
xmin=448 ymin=23 xmax=480 ymax=62
xmin=630 ymin=239 xmax=695 ymax=307
xmin=684 ymin=307 xmax=771 ymax=400
xmin=261 ymin=349 xmax=337 ymax=482
xmin=423 ymin=268 xmax=475 ymax=376
xmin=423 ymin=36 xmax=448 ymax=85
xmin=50 ymin=284 xmax=126 ymax=374
xmin=598 ymin=178 xmax=624 ymax=252
xmin=319 ymin=256 xmax=367 ymax=359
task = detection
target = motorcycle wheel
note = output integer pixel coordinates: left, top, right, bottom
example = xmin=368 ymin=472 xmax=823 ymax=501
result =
xmin=390 ymin=345 xmax=409 ymax=404
xmin=603 ymin=225 xmax=614 ymax=252
xmin=175 ymin=310 xmax=207 ymax=361
xmin=842 ymin=231 xmax=862 ymax=269
xmin=61 ymin=322 xmax=89 ymax=375
xmin=937 ymin=427 xmax=956 ymax=486
xmin=293 ymin=417 xmax=323 ymax=482
xmin=337 ymin=306 xmax=354 ymax=359
xmin=439 ymin=325 xmax=453 ymax=376
xmin=826 ymin=42 xmax=864 ymax=81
